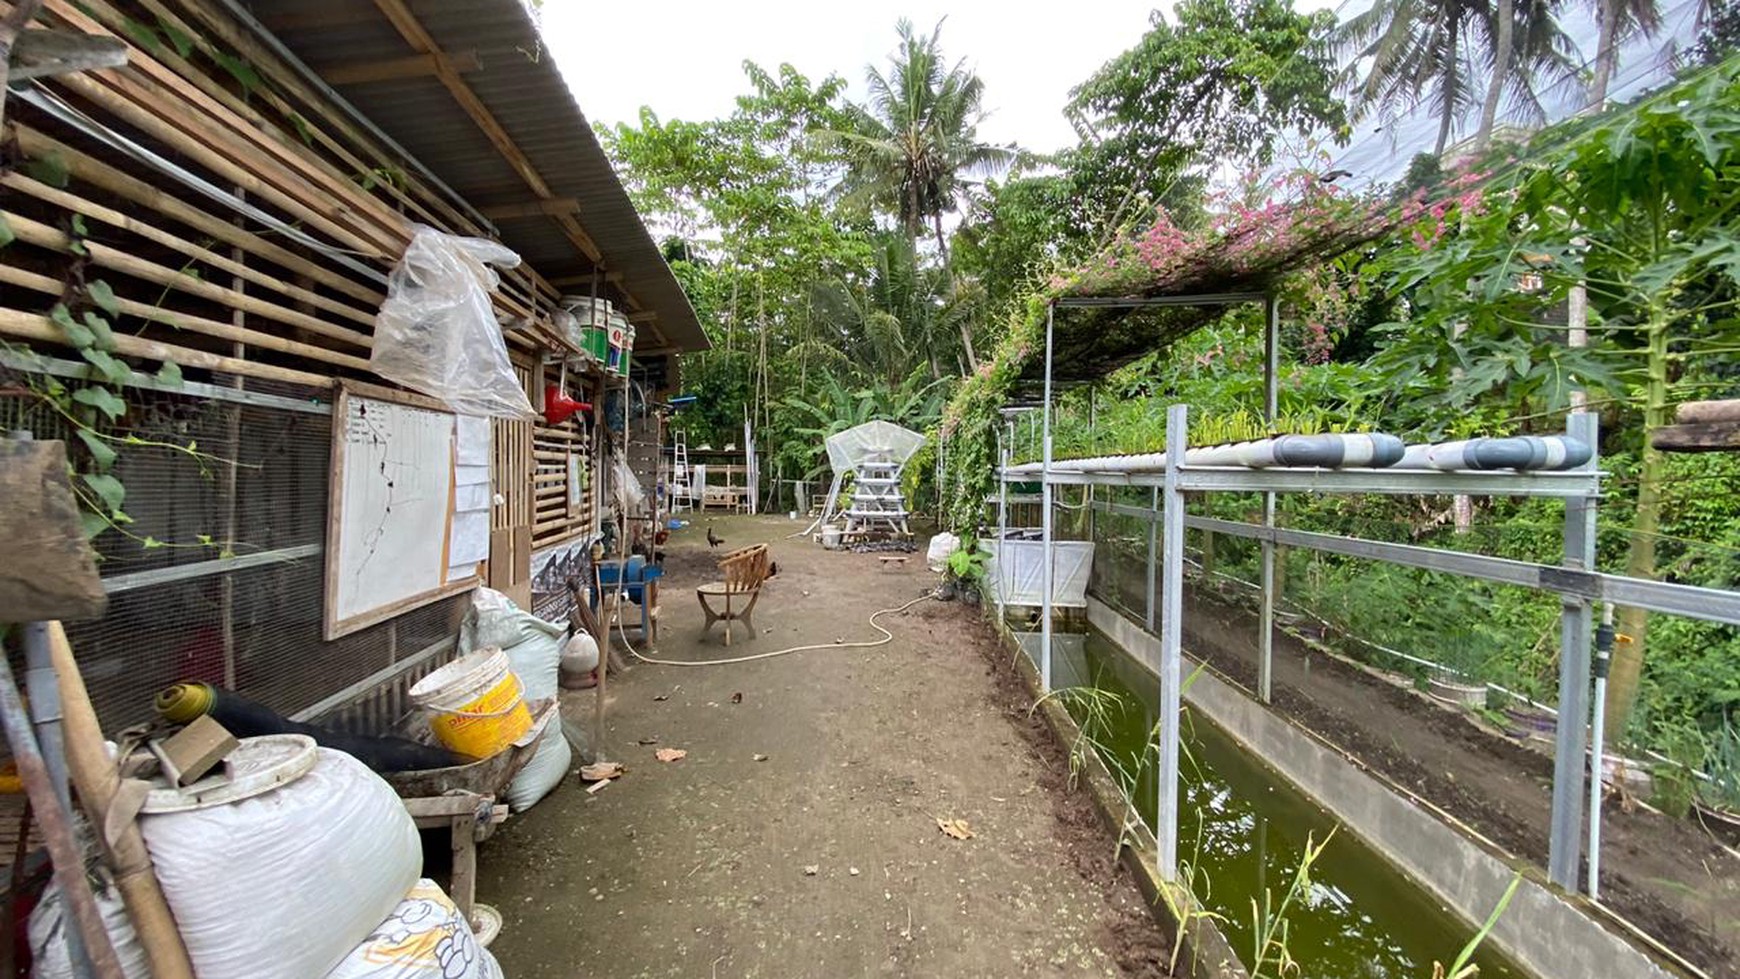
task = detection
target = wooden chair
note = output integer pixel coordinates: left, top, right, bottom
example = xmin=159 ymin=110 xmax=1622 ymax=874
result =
xmin=696 ymin=543 xmax=770 ymax=645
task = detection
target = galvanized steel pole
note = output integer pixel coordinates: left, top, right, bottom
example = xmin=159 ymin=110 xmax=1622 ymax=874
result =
xmin=1259 ymin=294 xmax=1279 ymax=703
xmin=1040 ymin=303 xmax=1055 ymax=692
xmin=1548 ymin=411 xmax=1599 ymax=890
xmin=1158 ymin=404 xmax=1188 ymax=880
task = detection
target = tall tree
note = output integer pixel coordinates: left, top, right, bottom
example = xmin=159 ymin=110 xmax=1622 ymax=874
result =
xmin=1590 ymin=0 xmax=1661 ymax=104
xmin=831 ymin=19 xmax=1014 ymax=371
xmin=1340 ymin=0 xmax=1579 ymax=156
xmin=1067 ymin=0 xmax=1347 ymax=234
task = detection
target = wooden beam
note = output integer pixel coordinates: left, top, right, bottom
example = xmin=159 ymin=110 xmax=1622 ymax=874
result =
xmin=626 ymin=311 xmax=659 ymax=324
xmin=481 ymin=197 xmax=582 ymax=221
xmin=0 ymin=307 xmax=332 ymax=387
xmin=1676 ymin=399 xmax=1740 ymax=425
xmin=1653 ymin=421 xmax=1740 ymax=453
xmin=320 ymin=50 xmax=479 ymax=86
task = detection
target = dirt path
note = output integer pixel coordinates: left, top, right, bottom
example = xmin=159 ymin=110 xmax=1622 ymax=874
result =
xmin=477 ymin=515 xmax=1168 ymax=979
xmin=1177 ymin=585 xmax=1740 ymax=976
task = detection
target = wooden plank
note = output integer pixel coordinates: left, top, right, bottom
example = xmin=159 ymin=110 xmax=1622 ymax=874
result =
xmin=1676 ymin=400 xmax=1740 ymax=425
xmin=321 ymin=51 xmax=480 ymax=86
xmin=0 ymin=307 xmax=331 ymax=387
xmin=0 ymin=265 xmax=370 ymax=371
xmin=1653 ymin=421 xmax=1740 ymax=453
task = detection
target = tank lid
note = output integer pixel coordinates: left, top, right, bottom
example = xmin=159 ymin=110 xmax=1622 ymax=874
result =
xmin=141 ymin=734 xmax=319 ymax=813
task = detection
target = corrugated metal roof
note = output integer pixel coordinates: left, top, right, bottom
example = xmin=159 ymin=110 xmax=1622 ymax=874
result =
xmin=245 ymin=0 xmax=707 ymax=355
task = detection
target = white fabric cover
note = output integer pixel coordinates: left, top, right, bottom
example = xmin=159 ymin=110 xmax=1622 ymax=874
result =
xmin=140 ymin=747 xmax=421 ymax=979
xmin=460 ymin=588 xmax=570 ymax=811
xmin=926 ymin=532 xmax=960 ymax=574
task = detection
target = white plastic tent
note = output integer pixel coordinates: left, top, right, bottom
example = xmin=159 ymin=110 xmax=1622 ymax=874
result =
xmin=803 ymin=420 xmax=927 ymax=541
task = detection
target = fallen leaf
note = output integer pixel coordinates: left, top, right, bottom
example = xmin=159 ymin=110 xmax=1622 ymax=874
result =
xmin=655 ymin=748 xmax=688 ymax=763
xmin=753 ymin=753 xmax=769 ymax=762
xmin=653 ymin=694 xmax=670 ymax=702
xmin=730 ymin=692 xmax=743 ymax=704
xmin=802 ymin=865 xmax=819 ymax=876
xmin=580 ymin=762 xmax=623 ymax=781
xmin=637 ymin=737 xmax=660 ymax=745
xmin=936 ymin=817 xmax=974 ymax=841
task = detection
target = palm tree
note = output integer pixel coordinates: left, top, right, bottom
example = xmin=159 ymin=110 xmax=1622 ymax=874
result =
xmin=830 ymin=19 xmax=1014 ymax=371
xmin=1589 ymin=0 xmax=1662 ymax=104
xmin=1338 ymin=0 xmax=1580 ymax=157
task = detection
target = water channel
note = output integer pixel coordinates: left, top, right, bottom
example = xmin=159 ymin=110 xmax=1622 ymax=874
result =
xmin=1014 ymin=624 xmax=1523 ymax=979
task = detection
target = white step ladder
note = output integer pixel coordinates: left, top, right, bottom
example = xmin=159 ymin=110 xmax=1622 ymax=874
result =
xmin=667 ymin=432 xmax=692 ymax=512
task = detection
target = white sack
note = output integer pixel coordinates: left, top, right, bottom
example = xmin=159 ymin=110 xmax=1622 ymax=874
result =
xmin=460 ymin=588 xmax=568 ymax=811
xmin=926 ymin=532 xmax=960 ymax=574
xmin=30 ymin=876 xmax=150 ymax=979
xmin=323 ymin=879 xmax=503 ymax=979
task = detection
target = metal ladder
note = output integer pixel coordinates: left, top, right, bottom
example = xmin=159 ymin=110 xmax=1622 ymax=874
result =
xmin=667 ymin=432 xmax=691 ymax=512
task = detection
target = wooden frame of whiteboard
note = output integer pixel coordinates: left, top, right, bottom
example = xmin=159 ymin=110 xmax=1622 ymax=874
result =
xmin=324 ymin=380 xmax=479 ymax=639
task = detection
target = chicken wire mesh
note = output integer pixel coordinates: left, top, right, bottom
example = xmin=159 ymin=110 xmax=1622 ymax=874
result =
xmin=2 ymin=373 xmax=463 ymax=733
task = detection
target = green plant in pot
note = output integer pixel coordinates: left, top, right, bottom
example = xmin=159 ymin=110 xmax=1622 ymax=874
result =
xmin=944 ymin=544 xmax=988 ymax=605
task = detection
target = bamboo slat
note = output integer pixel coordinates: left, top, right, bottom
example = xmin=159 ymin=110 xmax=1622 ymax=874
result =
xmin=0 ymin=265 xmax=370 ymax=371
xmin=0 ymin=308 xmax=330 ymax=387
xmin=1 ymin=212 xmax=373 ymax=350
xmin=10 ymin=125 xmax=384 ymax=306
xmin=3 ymin=173 xmax=376 ymax=328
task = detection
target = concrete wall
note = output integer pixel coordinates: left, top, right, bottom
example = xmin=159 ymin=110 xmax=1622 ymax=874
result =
xmin=1084 ymin=597 xmax=1685 ymax=979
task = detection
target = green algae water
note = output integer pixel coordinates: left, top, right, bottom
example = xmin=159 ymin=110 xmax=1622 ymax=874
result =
xmin=1015 ymin=625 xmax=1522 ymax=979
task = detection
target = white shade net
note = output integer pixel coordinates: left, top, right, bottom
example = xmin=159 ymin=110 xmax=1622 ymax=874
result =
xmin=824 ymin=420 xmax=927 ymax=475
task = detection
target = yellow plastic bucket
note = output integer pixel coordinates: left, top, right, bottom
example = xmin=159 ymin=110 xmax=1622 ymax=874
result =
xmin=408 ymin=648 xmax=531 ymax=759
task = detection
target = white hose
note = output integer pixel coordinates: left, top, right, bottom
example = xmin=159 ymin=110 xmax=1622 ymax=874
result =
xmin=629 ymin=593 xmax=935 ymax=667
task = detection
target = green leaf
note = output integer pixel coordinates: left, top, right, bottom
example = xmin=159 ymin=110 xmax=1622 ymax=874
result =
xmin=141 ymin=536 xmax=165 ymax=550
xmin=80 ymin=347 xmax=134 ymax=385
xmin=70 ymin=214 xmax=89 ymax=237
xmin=81 ymin=472 xmax=126 ymax=513
xmin=0 ymin=213 xmax=13 ymax=248
xmin=68 ymin=240 xmax=89 ymax=257
xmin=79 ymin=511 xmax=110 ymax=541
xmin=75 ymin=429 xmax=117 ymax=471
xmin=87 ymin=280 xmax=121 ymax=317
xmin=71 ymin=385 xmax=126 ymax=421
xmin=159 ymin=19 xmax=196 ymax=59
xmin=51 ymin=305 xmax=95 ymax=349
xmin=110 ymin=509 xmax=133 ymax=526
xmin=196 ymin=533 xmax=214 ymax=545
xmin=23 ymin=153 xmax=70 ymax=189
xmin=82 ymin=311 xmax=116 ymax=351
xmin=155 ymin=361 xmax=184 ymax=389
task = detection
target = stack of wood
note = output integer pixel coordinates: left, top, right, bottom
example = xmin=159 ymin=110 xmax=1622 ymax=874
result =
xmin=1652 ymin=400 xmax=1740 ymax=453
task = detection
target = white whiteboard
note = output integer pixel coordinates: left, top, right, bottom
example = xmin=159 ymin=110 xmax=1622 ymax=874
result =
xmin=325 ymin=385 xmax=481 ymax=639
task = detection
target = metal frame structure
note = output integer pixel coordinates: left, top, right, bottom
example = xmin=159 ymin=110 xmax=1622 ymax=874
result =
xmin=989 ymin=294 xmax=1740 ymax=896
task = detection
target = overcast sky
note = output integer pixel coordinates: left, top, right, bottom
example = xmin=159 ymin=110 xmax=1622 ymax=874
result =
xmin=536 ymin=1 xmax=1329 ymax=155
xmin=536 ymin=0 xmax=1702 ymax=187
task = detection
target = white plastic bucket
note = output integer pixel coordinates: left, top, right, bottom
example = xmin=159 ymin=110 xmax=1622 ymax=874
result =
xmin=821 ymin=526 xmax=842 ymax=550
xmin=409 ymin=648 xmax=531 ymax=758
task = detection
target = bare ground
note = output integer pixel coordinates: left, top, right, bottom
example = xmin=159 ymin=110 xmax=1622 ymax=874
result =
xmin=1178 ymin=585 xmax=1740 ymax=977
xmin=476 ymin=515 xmax=1169 ymax=979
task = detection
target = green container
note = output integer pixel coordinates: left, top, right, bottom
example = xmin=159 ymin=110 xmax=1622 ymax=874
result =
xmin=580 ymin=326 xmax=610 ymax=361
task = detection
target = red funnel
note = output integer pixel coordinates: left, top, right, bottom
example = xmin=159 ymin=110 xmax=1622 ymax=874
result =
xmin=543 ymin=385 xmax=592 ymax=425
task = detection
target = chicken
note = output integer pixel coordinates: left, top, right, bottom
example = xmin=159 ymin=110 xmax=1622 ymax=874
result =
xmin=707 ymin=525 xmax=724 ymax=549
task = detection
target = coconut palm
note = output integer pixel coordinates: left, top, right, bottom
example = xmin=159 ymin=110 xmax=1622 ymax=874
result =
xmin=829 ymin=19 xmax=1014 ymax=370
xmin=1338 ymin=0 xmax=1581 ymax=157
xmin=1589 ymin=0 xmax=1662 ymax=103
